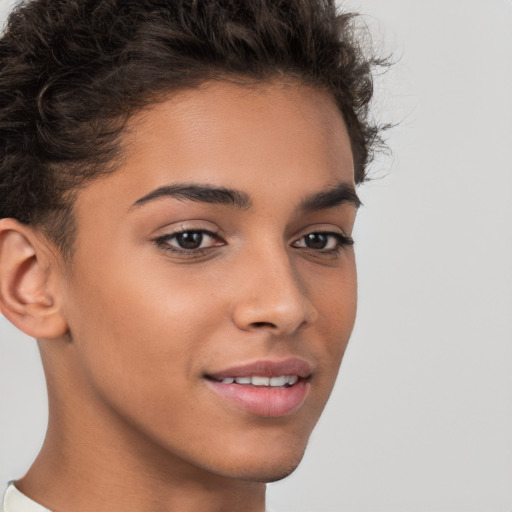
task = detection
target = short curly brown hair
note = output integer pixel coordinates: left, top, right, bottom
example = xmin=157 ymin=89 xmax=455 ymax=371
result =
xmin=0 ymin=0 xmax=387 ymax=257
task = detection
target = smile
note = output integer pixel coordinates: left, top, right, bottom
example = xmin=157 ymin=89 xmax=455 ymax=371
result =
xmin=205 ymin=359 xmax=312 ymax=417
xmin=215 ymin=375 xmax=300 ymax=387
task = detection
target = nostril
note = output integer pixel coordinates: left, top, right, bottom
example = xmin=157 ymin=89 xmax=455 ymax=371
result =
xmin=251 ymin=321 xmax=277 ymax=329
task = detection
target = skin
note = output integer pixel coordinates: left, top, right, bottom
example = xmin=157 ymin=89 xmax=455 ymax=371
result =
xmin=0 ymin=80 xmax=358 ymax=512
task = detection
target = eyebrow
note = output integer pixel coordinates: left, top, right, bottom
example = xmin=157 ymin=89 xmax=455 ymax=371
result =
xmin=131 ymin=181 xmax=360 ymax=212
xmin=299 ymin=182 xmax=361 ymax=212
xmin=132 ymin=183 xmax=251 ymax=210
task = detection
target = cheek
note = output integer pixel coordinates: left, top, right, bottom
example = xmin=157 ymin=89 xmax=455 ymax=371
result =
xmin=310 ymin=255 xmax=357 ymax=350
xmin=304 ymin=256 xmax=357 ymax=403
xmin=59 ymin=264 xmax=228 ymax=459
xmin=62 ymin=254 xmax=224 ymax=403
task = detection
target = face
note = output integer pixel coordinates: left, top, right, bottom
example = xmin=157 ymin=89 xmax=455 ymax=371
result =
xmin=53 ymin=80 xmax=358 ymax=482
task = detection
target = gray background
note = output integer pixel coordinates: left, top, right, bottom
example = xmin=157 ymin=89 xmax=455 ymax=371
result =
xmin=1 ymin=0 xmax=511 ymax=510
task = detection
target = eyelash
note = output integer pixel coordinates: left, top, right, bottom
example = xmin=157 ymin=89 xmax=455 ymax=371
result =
xmin=152 ymin=228 xmax=354 ymax=257
xmin=292 ymin=231 xmax=354 ymax=252
xmin=153 ymin=228 xmax=223 ymax=256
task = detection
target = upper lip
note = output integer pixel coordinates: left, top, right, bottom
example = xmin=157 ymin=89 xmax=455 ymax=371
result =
xmin=206 ymin=358 xmax=313 ymax=380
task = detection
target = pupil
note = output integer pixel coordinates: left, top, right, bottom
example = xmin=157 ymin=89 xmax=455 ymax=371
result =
xmin=176 ymin=231 xmax=203 ymax=249
xmin=305 ymin=233 xmax=328 ymax=249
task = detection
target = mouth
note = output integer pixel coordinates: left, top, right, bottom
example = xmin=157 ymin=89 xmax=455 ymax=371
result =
xmin=210 ymin=375 xmax=301 ymax=387
xmin=204 ymin=359 xmax=312 ymax=417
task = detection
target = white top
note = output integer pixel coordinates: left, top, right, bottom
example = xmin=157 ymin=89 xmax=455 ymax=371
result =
xmin=2 ymin=482 xmax=273 ymax=512
xmin=2 ymin=483 xmax=52 ymax=512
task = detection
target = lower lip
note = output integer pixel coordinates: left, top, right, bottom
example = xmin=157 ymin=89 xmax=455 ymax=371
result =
xmin=206 ymin=379 xmax=310 ymax=417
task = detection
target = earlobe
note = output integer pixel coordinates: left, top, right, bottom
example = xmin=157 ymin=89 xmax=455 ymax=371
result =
xmin=0 ymin=218 xmax=68 ymax=339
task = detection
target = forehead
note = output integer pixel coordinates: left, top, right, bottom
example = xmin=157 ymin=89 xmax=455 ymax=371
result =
xmin=74 ymin=80 xmax=354 ymax=221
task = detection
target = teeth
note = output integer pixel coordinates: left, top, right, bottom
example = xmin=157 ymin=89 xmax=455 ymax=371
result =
xmin=250 ymin=376 xmax=270 ymax=386
xmin=219 ymin=375 xmax=300 ymax=387
xmin=269 ymin=376 xmax=286 ymax=387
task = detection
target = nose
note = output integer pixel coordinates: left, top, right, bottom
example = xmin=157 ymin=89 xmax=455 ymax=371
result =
xmin=231 ymin=249 xmax=318 ymax=336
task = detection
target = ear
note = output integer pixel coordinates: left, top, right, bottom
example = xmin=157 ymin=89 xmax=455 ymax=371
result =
xmin=0 ymin=218 xmax=68 ymax=339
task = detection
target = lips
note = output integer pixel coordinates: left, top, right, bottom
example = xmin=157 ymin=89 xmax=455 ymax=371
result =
xmin=205 ymin=358 xmax=312 ymax=417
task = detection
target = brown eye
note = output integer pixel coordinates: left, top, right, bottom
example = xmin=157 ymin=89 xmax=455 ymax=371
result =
xmin=175 ymin=231 xmax=204 ymax=249
xmin=154 ymin=229 xmax=224 ymax=254
xmin=303 ymin=233 xmax=329 ymax=249
xmin=292 ymin=231 xmax=354 ymax=252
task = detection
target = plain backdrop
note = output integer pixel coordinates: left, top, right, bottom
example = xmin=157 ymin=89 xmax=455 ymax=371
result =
xmin=1 ymin=1 xmax=511 ymax=511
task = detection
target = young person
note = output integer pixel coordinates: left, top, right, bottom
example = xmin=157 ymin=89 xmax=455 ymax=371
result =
xmin=0 ymin=1 xmax=386 ymax=510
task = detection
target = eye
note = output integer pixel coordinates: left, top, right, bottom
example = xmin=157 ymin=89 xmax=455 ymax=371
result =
xmin=153 ymin=229 xmax=224 ymax=253
xmin=292 ymin=231 xmax=353 ymax=252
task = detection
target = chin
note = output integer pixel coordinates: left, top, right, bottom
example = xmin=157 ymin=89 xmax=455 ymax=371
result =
xmin=242 ymin=464 xmax=301 ymax=484
xmin=212 ymin=442 xmax=308 ymax=484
